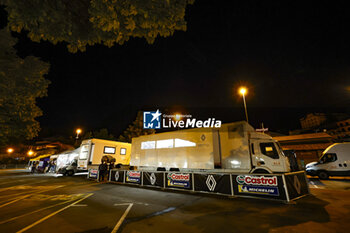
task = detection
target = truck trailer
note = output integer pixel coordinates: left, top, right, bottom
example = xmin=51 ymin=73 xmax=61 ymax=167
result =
xmin=78 ymin=138 xmax=131 ymax=171
xmin=130 ymin=121 xmax=291 ymax=173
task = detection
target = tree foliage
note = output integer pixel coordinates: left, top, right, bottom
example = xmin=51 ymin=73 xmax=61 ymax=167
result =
xmin=1 ymin=0 xmax=194 ymax=52
xmin=82 ymin=128 xmax=116 ymax=140
xmin=118 ymin=111 xmax=155 ymax=143
xmin=0 ymin=28 xmax=50 ymax=145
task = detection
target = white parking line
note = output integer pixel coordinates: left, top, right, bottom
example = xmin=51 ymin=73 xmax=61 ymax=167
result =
xmin=16 ymin=193 xmax=94 ymax=233
xmin=111 ymin=203 xmax=134 ymax=233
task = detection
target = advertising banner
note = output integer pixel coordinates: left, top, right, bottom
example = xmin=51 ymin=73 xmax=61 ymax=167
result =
xmin=125 ymin=170 xmax=141 ymax=184
xmin=110 ymin=170 xmax=125 ymax=183
xmin=166 ymin=173 xmax=192 ymax=190
xmin=193 ymin=173 xmax=232 ymax=195
xmin=284 ymin=171 xmax=309 ymax=200
xmin=232 ymin=174 xmax=287 ymax=200
xmin=88 ymin=169 xmax=98 ymax=179
xmin=143 ymin=172 xmax=164 ymax=188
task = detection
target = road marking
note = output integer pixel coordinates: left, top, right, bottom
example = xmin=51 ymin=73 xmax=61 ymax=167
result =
xmin=0 ymin=198 xmax=79 ymax=225
xmin=71 ymin=204 xmax=87 ymax=207
xmin=111 ymin=203 xmax=134 ymax=233
xmin=0 ymin=185 xmax=64 ymax=208
xmin=114 ymin=203 xmax=133 ymax=206
xmin=0 ymin=181 xmax=48 ymax=192
xmin=16 ymin=193 xmax=93 ymax=233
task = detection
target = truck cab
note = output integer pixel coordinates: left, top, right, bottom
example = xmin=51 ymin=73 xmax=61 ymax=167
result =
xmin=249 ymin=132 xmax=290 ymax=173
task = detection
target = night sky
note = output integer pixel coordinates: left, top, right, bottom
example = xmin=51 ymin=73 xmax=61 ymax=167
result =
xmin=5 ymin=1 xmax=350 ymax=137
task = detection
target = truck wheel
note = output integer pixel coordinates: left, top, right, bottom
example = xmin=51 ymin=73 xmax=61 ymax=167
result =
xmin=67 ymin=170 xmax=74 ymax=176
xmin=318 ymin=171 xmax=329 ymax=180
xmin=253 ymin=169 xmax=269 ymax=174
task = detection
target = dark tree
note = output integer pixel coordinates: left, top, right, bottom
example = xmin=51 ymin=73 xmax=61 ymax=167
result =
xmin=0 ymin=28 xmax=50 ymax=145
xmin=1 ymin=0 xmax=194 ymax=52
xmin=118 ymin=111 xmax=155 ymax=143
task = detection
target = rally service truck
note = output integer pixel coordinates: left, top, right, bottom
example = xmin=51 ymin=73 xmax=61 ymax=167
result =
xmin=78 ymin=138 xmax=131 ymax=172
xmin=130 ymin=121 xmax=291 ymax=174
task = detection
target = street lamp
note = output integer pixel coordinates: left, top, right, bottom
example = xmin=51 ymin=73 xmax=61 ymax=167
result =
xmin=238 ymin=87 xmax=249 ymax=123
xmin=174 ymin=113 xmax=182 ymax=121
xmin=27 ymin=150 xmax=34 ymax=156
xmin=76 ymin=128 xmax=82 ymax=139
xmin=7 ymin=148 xmax=14 ymax=154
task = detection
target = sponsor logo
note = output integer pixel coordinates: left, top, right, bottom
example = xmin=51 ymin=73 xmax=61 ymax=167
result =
xmin=238 ymin=185 xmax=279 ymax=196
xmin=236 ymin=175 xmax=277 ymax=186
xmin=150 ymin=173 xmax=156 ymax=185
xmin=143 ymin=110 xmax=162 ymax=129
xmin=143 ymin=110 xmax=221 ymax=129
xmin=89 ymin=169 xmax=98 ymax=178
xmin=126 ymin=171 xmax=141 ymax=183
xmin=206 ymin=175 xmax=217 ymax=191
xmin=293 ymin=175 xmax=301 ymax=194
xmin=115 ymin=171 xmax=120 ymax=181
xmin=167 ymin=173 xmax=191 ymax=188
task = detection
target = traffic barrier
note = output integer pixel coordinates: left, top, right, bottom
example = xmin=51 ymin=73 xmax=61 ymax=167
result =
xmin=105 ymin=170 xmax=309 ymax=202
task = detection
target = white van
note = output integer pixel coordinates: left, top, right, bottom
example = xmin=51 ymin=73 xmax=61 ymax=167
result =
xmin=306 ymin=143 xmax=350 ymax=179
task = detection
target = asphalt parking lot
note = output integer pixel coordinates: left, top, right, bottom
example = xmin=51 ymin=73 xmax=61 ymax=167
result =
xmin=0 ymin=169 xmax=349 ymax=233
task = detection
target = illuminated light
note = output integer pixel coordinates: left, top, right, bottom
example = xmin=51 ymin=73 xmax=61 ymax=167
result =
xmin=27 ymin=150 xmax=34 ymax=156
xmin=174 ymin=113 xmax=182 ymax=121
xmin=174 ymin=138 xmax=196 ymax=148
xmin=230 ymin=160 xmax=240 ymax=165
xmin=7 ymin=148 xmax=14 ymax=153
xmin=141 ymin=141 xmax=156 ymax=149
xmin=156 ymin=139 xmax=174 ymax=149
xmin=239 ymin=87 xmax=247 ymax=96
xmin=76 ymin=128 xmax=82 ymax=134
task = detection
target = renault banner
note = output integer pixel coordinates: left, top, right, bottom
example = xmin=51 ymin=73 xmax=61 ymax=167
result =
xmin=110 ymin=170 xmax=125 ymax=183
xmin=193 ymin=173 xmax=232 ymax=195
xmin=284 ymin=171 xmax=309 ymax=200
xmin=143 ymin=172 xmax=164 ymax=188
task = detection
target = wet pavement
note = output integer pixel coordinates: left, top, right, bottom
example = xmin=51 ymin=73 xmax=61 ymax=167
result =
xmin=0 ymin=169 xmax=349 ymax=233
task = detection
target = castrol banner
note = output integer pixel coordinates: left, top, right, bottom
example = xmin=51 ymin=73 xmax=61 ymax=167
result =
xmin=166 ymin=173 xmax=192 ymax=189
xmin=126 ymin=170 xmax=141 ymax=184
xmin=232 ymin=174 xmax=287 ymax=200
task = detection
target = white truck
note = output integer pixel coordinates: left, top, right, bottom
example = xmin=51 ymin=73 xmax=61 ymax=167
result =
xmin=130 ymin=121 xmax=291 ymax=173
xmin=78 ymin=138 xmax=131 ymax=171
xmin=306 ymin=143 xmax=350 ymax=179
xmin=56 ymin=148 xmax=81 ymax=176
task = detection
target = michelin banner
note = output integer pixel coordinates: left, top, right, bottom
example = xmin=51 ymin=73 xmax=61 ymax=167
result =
xmin=165 ymin=173 xmax=192 ymax=190
xmin=88 ymin=168 xmax=98 ymax=179
xmin=232 ymin=174 xmax=287 ymax=200
xmin=143 ymin=172 xmax=164 ymax=188
xmin=125 ymin=170 xmax=141 ymax=184
xmin=193 ymin=174 xmax=232 ymax=195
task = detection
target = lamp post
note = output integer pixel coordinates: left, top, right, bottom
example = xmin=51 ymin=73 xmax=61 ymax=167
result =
xmin=239 ymin=87 xmax=249 ymax=123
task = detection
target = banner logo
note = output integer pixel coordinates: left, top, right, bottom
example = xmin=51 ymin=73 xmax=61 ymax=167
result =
xmin=143 ymin=110 xmax=162 ymax=129
xmin=150 ymin=173 xmax=156 ymax=185
xmin=167 ymin=173 xmax=191 ymax=188
xmin=115 ymin=171 xmax=120 ymax=181
xmin=143 ymin=110 xmax=221 ymax=129
xmin=236 ymin=175 xmax=277 ymax=186
xmin=126 ymin=171 xmax=141 ymax=183
xmin=206 ymin=175 xmax=217 ymax=191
